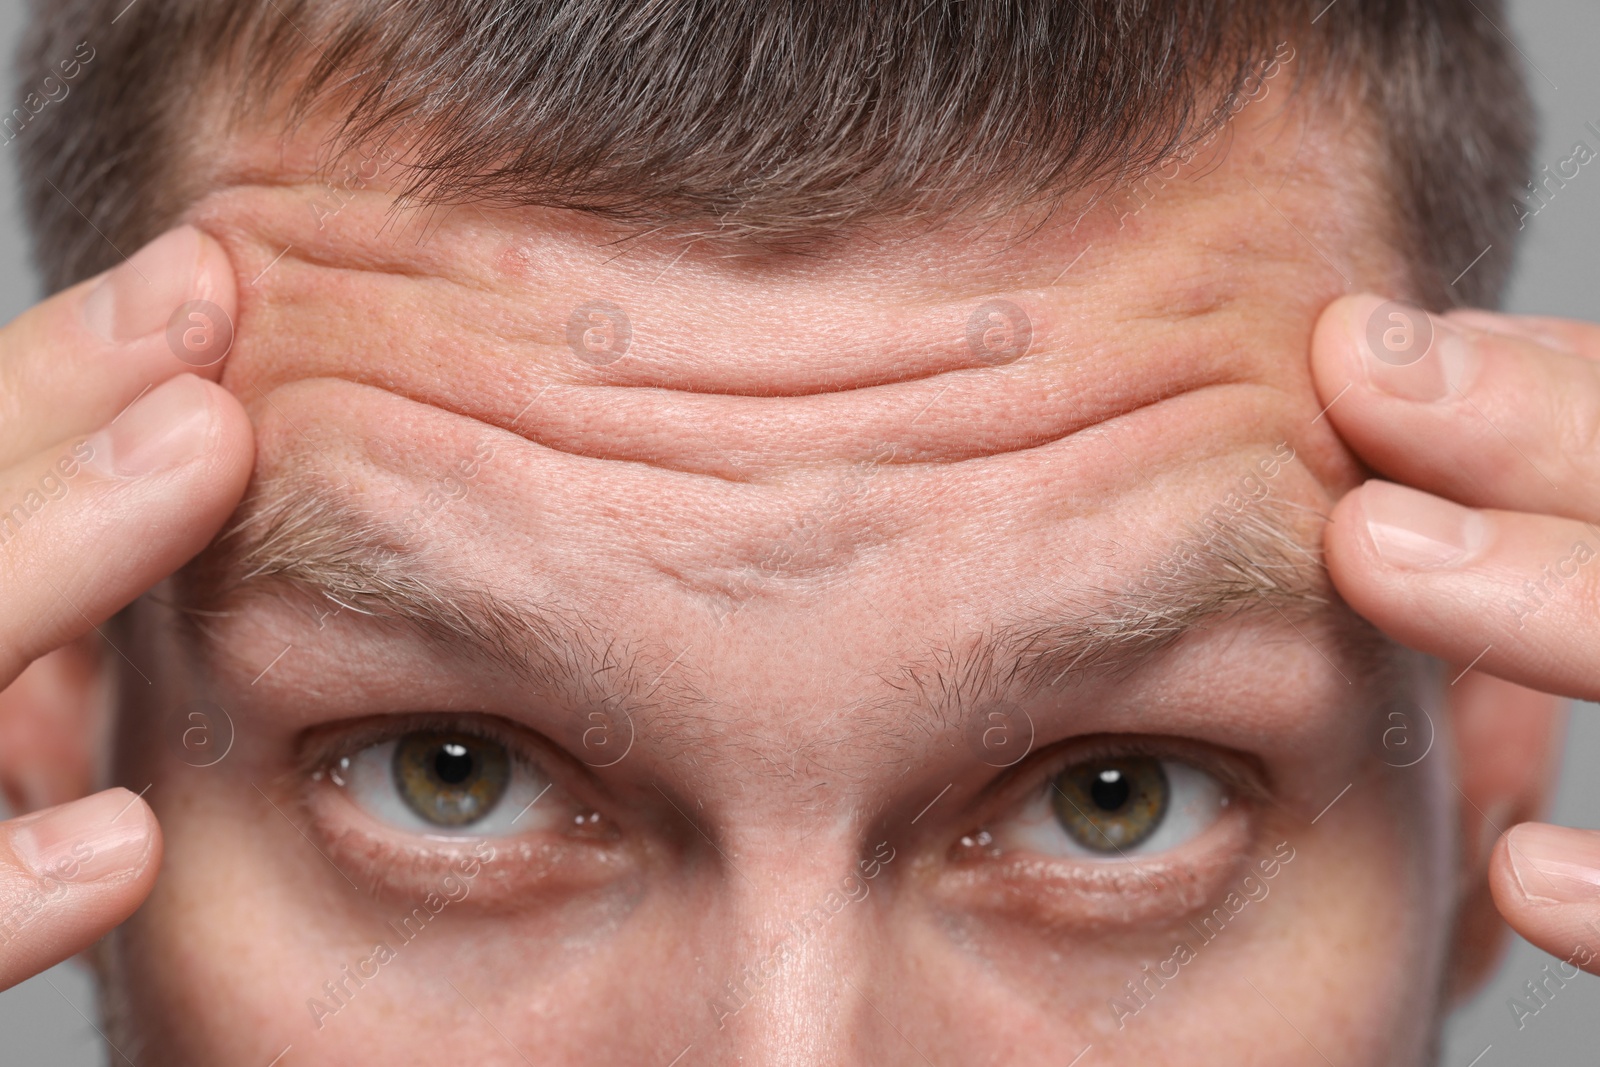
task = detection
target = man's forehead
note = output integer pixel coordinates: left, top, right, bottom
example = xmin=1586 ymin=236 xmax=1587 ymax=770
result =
xmin=193 ymin=96 xmax=1389 ymax=475
xmin=174 ymin=98 xmax=1390 ymax=723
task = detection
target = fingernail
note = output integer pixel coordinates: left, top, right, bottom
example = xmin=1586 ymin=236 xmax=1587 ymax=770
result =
xmin=1362 ymin=480 xmax=1489 ymax=569
xmin=1354 ymin=297 xmax=1479 ymax=402
xmin=10 ymin=789 xmax=153 ymax=884
xmin=83 ymin=374 xmax=214 ymax=478
xmin=1506 ymin=823 xmax=1600 ymax=905
xmin=82 ymin=226 xmax=204 ymax=344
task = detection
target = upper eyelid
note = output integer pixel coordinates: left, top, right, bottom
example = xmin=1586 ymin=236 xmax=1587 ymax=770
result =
xmin=299 ymin=719 xmax=1277 ymax=831
xmin=294 ymin=711 xmax=637 ymax=830
xmin=970 ymin=733 xmax=1275 ymax=826
xmin=294 ymin=711 xmax=561 ymax=782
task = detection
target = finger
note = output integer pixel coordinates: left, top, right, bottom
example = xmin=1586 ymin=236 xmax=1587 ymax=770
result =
xmin=1324 ymin=479 xmax=1600 ymax=700
xmin=1490 ymin=823 xmax=1600 ymax=979
xmin=0 ymin=225 xmax=237 ymax=470
xmin=0 ymin=373 xmax=253 ymax=681
xmin=1444 ymin=307 xmax=1600 ymax=355
xmin=0 ymin=788 xmax=160 ymax=993
xmin=1311 ymin=294 xmax=1600 ymax=521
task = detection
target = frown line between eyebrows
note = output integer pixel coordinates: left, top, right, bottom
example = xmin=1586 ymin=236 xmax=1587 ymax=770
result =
xmin=169 ymin=465 xmax=1380 ymax=761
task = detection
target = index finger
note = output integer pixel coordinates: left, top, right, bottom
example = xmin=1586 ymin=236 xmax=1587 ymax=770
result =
xmin=0 ymin=225 xmax=236 ymax=470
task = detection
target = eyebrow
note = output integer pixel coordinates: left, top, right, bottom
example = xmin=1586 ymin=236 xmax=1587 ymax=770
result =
xmin=173 ymin=474 xmax=658 ymax=709
xmin=887 ymin=492 xmax=1383 ymax=721
xmin=176 ymin=474 xmax=1371 ymax=721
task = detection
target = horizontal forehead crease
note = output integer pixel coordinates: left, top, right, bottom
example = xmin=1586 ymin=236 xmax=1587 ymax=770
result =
xmin=228 ymin=305 xmax=1283 ymax=486
xmin=209 ymin=186 xmax=1331 ymax=478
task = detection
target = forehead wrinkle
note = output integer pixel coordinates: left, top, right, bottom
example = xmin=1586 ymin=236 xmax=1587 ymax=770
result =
xmin=158 ymin=448 xmax=937 ymax=779
xmin=170 ymin=470 xmax=667 ymax=712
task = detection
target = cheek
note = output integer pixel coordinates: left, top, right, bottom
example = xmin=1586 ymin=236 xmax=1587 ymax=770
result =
xmin=919 ymin=763 xmax=1451 ymax=1064
xmin=105 ymin=794 xmax=640 ymax=1062
xmin=1177 ymin=777 xmax=1447 ymax=1063
xmin=1210 ymin=759 xmax=1453 ymax=1066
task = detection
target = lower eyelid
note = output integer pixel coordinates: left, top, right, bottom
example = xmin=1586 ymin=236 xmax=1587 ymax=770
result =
xmin=939 ymin=802 xmax=1256 ymax=931
xmin=306 ymin=793 xmax=636 ymax=912
xmin=293 ymin=714 xmax=650 ymax=907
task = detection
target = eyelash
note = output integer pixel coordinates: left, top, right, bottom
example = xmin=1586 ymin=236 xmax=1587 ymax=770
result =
xmin=296 ymin=714 xmax=1268 ymax=927
xmin=936 ymin=735 xmax=1270 ymax=929
xmin=297 ymin=712 xmax=522 ymax=780
xmin=297 ymin=713 xmax=630 ymax=906
xmin=967 ymin=734 xmax=1271 ymax=824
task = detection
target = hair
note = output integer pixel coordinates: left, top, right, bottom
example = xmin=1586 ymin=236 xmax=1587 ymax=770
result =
xmin=15 ymin=0 xmax=1532 ymax=308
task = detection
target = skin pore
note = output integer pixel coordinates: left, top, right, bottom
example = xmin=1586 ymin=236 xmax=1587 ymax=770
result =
xmin=81 ymin=82 xmax=1515 ymax=1066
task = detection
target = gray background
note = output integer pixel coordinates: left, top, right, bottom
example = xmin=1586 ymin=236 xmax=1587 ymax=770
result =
xmin=0 ymin=0 xmax=1596 ymax=1063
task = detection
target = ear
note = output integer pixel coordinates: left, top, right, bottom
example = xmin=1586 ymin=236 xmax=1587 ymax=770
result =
xmin=0 ymin=633 xmax=108 ymax=816
xmin=1444 ymin=668 xmax=1567 ymax=1002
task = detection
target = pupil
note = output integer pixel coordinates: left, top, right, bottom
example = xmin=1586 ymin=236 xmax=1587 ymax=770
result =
xmin=434 ymin=742 xmax=474 ymax=785
xmin=1090 ymin=768 xmax=1131 ymax=811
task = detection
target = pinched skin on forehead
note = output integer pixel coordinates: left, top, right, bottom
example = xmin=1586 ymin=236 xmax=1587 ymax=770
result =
xmin=103 ymin=95 xmax=1452 ymax=1067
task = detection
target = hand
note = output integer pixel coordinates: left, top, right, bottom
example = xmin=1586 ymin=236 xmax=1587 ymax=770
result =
xmin=1312 ymin=293 xmax=1600 ymax=976
xmin=0 ymin=225 xmax=253 ymax=990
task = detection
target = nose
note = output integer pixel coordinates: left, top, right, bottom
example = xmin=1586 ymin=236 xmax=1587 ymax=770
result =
xmin=698 ymin=841 xmax=919 ymax=1067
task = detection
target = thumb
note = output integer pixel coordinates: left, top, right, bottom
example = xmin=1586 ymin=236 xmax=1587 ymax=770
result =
xmin=0 ymin=787 xmax=160 ymax=992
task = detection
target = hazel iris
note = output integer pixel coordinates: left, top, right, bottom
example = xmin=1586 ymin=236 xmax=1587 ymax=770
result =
xmin=393 ymin=732 xmax=511 ymax=827
xmin=1050 ymin=756 xmax=1170 ymax=852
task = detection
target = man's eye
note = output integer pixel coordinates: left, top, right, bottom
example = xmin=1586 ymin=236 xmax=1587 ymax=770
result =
xmin=329 ymin=729 xmax=564 ymax=837
xmin=987 ymin=753 xmax=1229 ymax=860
